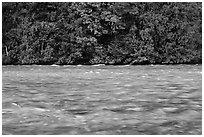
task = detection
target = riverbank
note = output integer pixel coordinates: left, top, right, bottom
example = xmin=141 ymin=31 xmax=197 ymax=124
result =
xmin=2 ymin=62 xmax=202 ymax=66
xmin=2 ymin=3 xmax=201 ymax=67
xmin=2 ymin=56 xmax=202 ymax=66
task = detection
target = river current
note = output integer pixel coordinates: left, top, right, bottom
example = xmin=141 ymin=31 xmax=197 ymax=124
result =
xmin=2 ymin=65 xmax=202 ymax=134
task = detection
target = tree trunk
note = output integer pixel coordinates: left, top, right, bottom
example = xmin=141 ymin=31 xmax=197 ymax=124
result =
xmin=5 ymin=46 xmax=8 ymax=56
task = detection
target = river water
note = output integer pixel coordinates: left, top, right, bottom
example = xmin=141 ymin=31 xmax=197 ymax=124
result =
xmin=2 ymin=65 xmax=202 ymax=135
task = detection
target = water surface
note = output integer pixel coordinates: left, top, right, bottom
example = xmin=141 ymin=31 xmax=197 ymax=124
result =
xmin=2 ymin=65 xmax=202 ymax=134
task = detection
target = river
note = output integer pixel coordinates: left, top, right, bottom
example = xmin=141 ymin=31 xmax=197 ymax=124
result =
xmin=2 ymin=65 xmax=202 ymax=135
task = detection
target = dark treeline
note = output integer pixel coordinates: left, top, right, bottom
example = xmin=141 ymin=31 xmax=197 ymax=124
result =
xmin=2 ymin=2 xmax=202 ymax=65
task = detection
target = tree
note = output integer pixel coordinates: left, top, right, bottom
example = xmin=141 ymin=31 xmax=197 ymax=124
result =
xmin=2 ymin=2 xmax=202 ymax=65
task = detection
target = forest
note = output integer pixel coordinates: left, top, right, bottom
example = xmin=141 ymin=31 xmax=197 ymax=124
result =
xmin=2 ymin=2 xmax=202 ymax=65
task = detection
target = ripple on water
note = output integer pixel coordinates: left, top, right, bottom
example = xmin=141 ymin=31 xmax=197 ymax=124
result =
xmin=2 ymin=65 xmax=202 ymax=135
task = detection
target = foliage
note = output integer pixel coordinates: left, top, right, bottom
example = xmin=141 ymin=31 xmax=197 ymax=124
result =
xmin=2 ymin=2 xmax=202 ymax=65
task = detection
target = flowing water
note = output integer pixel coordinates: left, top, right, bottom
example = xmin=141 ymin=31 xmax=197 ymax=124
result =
xmin=2 ymin=65 xmax=202 ymax=135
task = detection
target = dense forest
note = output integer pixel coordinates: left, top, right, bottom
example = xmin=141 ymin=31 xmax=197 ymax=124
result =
xmin=2 ymin=2 xmax=202 ymax=65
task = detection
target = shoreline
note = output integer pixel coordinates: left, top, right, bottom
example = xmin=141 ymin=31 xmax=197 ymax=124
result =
xmin=2 ymin=63 xmax=202 ymax=66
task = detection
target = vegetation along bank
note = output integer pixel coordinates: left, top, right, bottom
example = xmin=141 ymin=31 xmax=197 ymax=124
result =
xmin=2 ymin=2 xmax=202 ymax=65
